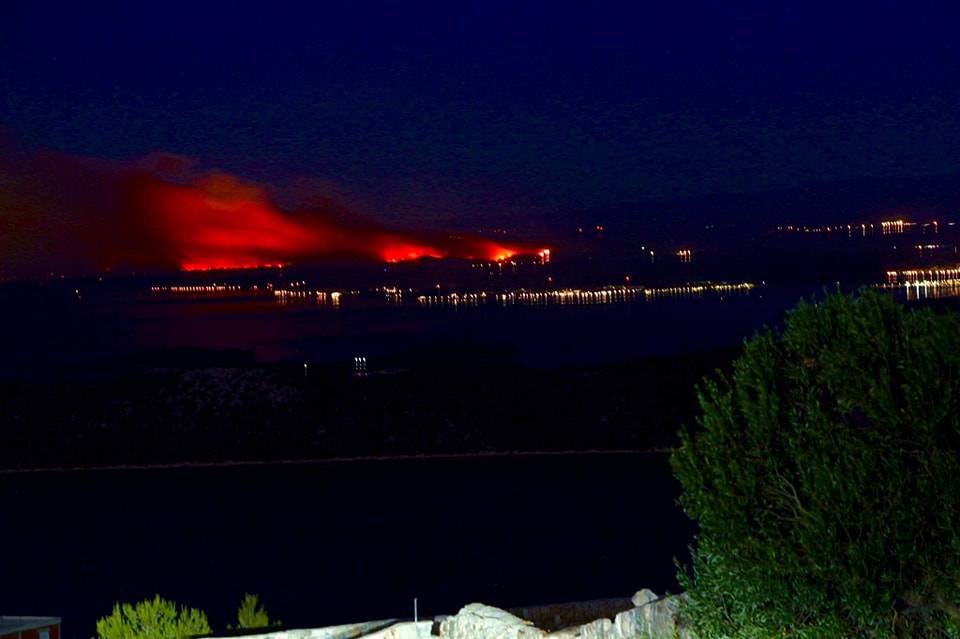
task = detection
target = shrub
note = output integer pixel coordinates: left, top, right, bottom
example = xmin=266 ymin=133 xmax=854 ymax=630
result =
xmin=234 ymin=593 xmax=279 ymax=630
xmin=672 ymin=290 xmax=960 ymax=637
xmin=96 ymin=595 xmax=210 ymax=639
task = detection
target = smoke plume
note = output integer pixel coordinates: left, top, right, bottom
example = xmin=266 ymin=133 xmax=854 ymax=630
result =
xmin=0 ymin=144 xmax=537 ymax=279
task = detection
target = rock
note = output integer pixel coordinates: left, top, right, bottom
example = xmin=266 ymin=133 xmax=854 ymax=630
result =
xmin=640 ymin=595 xmax=683 ymax=637
xmin=612 ymin=607 xmax=644 ymax=638
xmin=548 ymin=590 xmax=692 ymax=639
xmin=439 ymin=603 xmax=546 ymax=639
xmin=631 ymin=589 xmax=658 ymax=608
xmin=577 ymin=618 xmax=612 ymax=639
xmin=438 ymin=590 xmax=693 ymax=639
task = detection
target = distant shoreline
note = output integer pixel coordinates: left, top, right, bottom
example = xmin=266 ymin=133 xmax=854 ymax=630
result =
xmin=0 ymin=448 xmax=673 ymax=474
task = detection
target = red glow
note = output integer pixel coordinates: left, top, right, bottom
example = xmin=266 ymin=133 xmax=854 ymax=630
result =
xmin=181 ymin=261 xmax=289 ymax=272
xmin=125 ymin=171 xmax=536 ymax=270
xmin=0 ymin=142 xmax=548 ymax=277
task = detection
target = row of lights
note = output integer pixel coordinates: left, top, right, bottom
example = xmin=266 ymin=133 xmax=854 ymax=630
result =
xmin=880 ymin=219 xmax=907 ymax=234
xmin=150 ymin=284 xmax=241 ymax=293
xmin=151 ymin=279 xmax=753 ymax=308
xmin=881 ymin=279 xmax=960 ymax=301
xmin=416 ymin=282 xmax=754 ymax=307
xmin=886 ymin=266 xmax=960 ymax=284
xmin=273 ymin=289 xmax=343 ymax=305
xmin=777 ymin=220 xmax=943 ymax=236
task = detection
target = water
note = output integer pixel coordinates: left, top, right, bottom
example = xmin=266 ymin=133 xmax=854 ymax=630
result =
xmin=0 ymin=280 xmax=813 ymax=636
xmin=0 ymin=454 xmax=690 ymax=639
xmin=0 ymin=282 xmax=812 ymax=381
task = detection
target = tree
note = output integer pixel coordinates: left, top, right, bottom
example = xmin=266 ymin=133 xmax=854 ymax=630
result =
xmin=96 ymin=595 xmax=210 ymax=639
xmin=671 ymin=290 xmax=960 ymax=638
xmin=234 ymin=594 xmax=279 ymax=630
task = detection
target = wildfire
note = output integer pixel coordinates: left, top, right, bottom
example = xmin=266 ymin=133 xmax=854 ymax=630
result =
xmin=0 ymin=143 xmax=547 ymax=276
xmin=126 ymin=171 xmax=536 ymax=270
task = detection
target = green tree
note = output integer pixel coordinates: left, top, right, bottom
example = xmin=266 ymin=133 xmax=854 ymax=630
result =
xmin=234 ymin=593 xmax=279 ymax=630
xmin=96 ymin=595 xmax=210 ymax=639
xmin=671 ymin=290 xmax=960 ymax=638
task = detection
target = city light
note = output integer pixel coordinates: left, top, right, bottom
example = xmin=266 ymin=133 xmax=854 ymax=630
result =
xmin=150 ymin=278 xmax=759 ymax=309
xmin=776 ymin=219 xmax=944 ymax=237
xmin=150 ymin=284 xmax=242 ymax=293
xmin=416 ymin=282 xmax=754 ymax=307
xmin=881 ymin=219 xmax=906 ymax=234
xmin=885 ymin=266 xmax=960 ymax=284
xmin=883 ymin=279 xmax=960 ymax=301
xmin=273 ymin=289 xmax=349 ymax=306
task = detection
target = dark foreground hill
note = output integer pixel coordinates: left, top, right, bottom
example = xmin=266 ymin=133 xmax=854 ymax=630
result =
xmin=0 ymin=346 xmax=736 ymax=470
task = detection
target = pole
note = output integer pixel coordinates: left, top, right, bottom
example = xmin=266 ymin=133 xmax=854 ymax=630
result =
xmin=414 ymin=597 xmax=420 ymax=638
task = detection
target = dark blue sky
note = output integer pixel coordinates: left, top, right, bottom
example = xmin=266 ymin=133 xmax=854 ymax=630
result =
xmin=2 ymin=1 xmax=959 ymax=228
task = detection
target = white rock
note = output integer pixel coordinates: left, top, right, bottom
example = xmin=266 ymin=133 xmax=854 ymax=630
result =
xmin=631 ymin=589 xmax=658 ymax=608
xmin=577 ymin=618 xmax=612 ymax=639
xmin=439 ymin=603 xmax=546 ymax=639
xmin=612 ymin=607 xmax=644 ymax=638
xmin=641 ymin=597 xmax=678 ymax=634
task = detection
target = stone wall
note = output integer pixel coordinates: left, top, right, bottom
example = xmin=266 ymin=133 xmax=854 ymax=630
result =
xmin=508 ymin=598 xmax=633 ymax=631
xmin=438 ymin=604 xmax=545 ymax=639
xmin=356 ymin=621 xmax=433 ymax=639
xmin=203 ymin=619 xmax=398 ymax=639
xmin=202 ymin=588 xmax=689 ymax=639
xmin=437 ymin=590 xmax=691 ymax=639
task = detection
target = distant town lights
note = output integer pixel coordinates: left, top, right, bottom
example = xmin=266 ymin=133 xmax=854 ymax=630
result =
xmin=886 ymin=266 xmax=960 ymax=284
xmin=415 ymin=282 xmax=754 ymax=308
xmin=150 ymin=284 xmax=241 ymax=293
xmin=777 ymin=218 xmax=944 ymax=236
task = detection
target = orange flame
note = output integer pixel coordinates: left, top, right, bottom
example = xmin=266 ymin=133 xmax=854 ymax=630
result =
xmin=125 ymin=171 xmax=536 ymax=270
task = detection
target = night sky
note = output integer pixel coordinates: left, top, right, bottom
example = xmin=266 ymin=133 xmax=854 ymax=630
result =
xmin=2 ymin=1 xmax=960 ymax=230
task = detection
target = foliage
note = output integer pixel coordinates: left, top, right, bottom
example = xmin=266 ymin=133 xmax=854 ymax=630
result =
xmin=96 ymin=595 xmax=210 ymax=639
xmin=234 ymin=593 xmax=279 ymax=630
xmin=671 ymin=290 xmax=960 ymax=638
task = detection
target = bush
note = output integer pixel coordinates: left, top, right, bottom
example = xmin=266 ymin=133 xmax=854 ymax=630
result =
xmin=671 ymin=290 xmax=960 ymax=637
xmin=234 ymin=593 xmax=279 ymax=630
xmin=96 ymin=595 xmax=210 ymax=639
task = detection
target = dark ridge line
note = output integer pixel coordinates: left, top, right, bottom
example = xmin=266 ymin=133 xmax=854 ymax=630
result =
xmin=0 ymin=448 xmax=674 ymax=475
